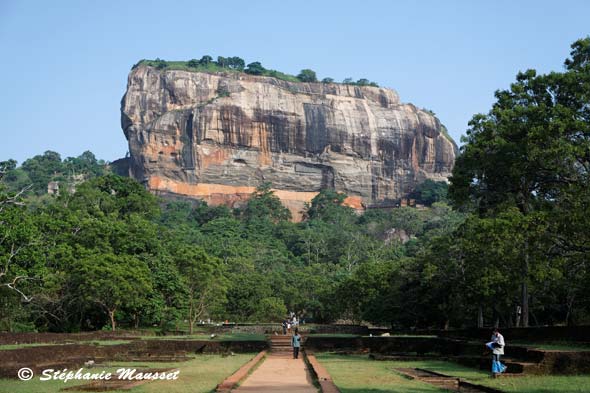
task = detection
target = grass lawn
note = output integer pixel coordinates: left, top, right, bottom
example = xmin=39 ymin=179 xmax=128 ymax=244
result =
xmin=418 ymin=361 xmax=590 ymax=393
xmin=0 ymin=353 xmax=255 ymax=393
xmin=0 ymin=342 xmax=61 ymax=350
xmin=316 ymin=353 xmax=590 ymax=393
xmin=315 ymin=353 xmax=447 ymax=392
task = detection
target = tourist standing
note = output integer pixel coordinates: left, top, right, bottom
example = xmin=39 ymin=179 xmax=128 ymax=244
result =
xmin=489 ymin=328 xmax=507 ymax=377
xmin=282 ymin=319 xmax=287 ymax=335
xmin=292 ymin=328 xmax=301 ymax=359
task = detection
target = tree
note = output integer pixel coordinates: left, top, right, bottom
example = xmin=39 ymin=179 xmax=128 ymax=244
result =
xmin=228 ymin=56 xmax=245 ymax=70
xmin=0 ymin=169 xmax=40 ymax=304
xmin=449 ymin=37 xmax=590 ymax=326
xmin=199 ymin=55 xmax=213 ymax=65
xmin=154 ymin=58 xmax=167 ymax=69
xmin=305 ymin=189 xmax=354 ymax=224
xmin=412 ymin=179 xmax=448 ymax=206
xmin=242 ymin=183 xmax=291 ymax=224
xmin=225 ymin=271 xmax=273 ymax=321
xmin=342 ymin=78 xmax=354 ymax=84
xmin=175 ymin=246 xmax=227 ymax=333
xmin=187 ymin=59 xmax=199 ymax=68
xmin=69 ymin=253 xmax=152 ymax=331
xmin=21 ymin=151 xmax=63 ymax=194
xmin=321 ymin=77 xmax=334 ymax=83
xmin=245 ymin=62 xmax=266 ymax=75
xmin=297 ymin=69 xmax=317 ymax=82
xmin=254 ymin=297 xmax=287 ymax=322
xmin=217 ymin=56 xmax=228 ymax=68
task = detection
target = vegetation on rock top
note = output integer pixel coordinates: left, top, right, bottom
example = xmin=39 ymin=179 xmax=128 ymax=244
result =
xmin=133 ymin=55 xmax=379 ymax=86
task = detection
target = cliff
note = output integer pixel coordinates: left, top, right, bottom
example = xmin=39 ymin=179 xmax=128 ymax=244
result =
xmin=121 ymin=65 xmax=457 ymax=219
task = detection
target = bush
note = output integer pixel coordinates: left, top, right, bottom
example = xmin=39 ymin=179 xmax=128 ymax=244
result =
xmin=154 ymin=58 xmax=167 ymax=69
xmin=245 ymin=61 xmax=266 ymax=75
xmin=297 ymin=69 xmax=318 ymax=82
xmin=254 ymin=297 xmax=287 ymax=322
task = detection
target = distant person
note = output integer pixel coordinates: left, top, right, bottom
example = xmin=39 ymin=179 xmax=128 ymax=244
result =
xmin=282 ymin=319 xmax=287 ymax=335
xmin=287 ymin=321 xmax=291 ymax=334
xmin=487 ymin=328 xmax=507 ymax=377
xmin=292 ymin=328 xmax=301 ymax=359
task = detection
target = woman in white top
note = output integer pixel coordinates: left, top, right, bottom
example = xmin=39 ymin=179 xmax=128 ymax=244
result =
xmin=491 ymin=328 xmax=506 ymax=376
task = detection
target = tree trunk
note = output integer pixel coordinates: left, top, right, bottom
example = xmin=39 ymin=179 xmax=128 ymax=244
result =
xmin=109 ymin=309 xmax=116 ymax=331
xmin=477 ymin=306 xmax=484 ymax=328
xmin=522 ymin=279 xmax=529 ymax=327
xmin=565 ymin=293 xmax=575 ymax=326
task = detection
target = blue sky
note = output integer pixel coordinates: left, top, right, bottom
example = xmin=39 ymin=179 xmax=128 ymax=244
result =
xmin=1 ymin=0 xmax=588 ymax=164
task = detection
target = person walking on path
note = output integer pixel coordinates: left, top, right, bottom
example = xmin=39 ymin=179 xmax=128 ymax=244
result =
xmin=292 ymin=328 xmax=302 ymax=359
xmin=487 ymin=328 xmax=507 ymax=377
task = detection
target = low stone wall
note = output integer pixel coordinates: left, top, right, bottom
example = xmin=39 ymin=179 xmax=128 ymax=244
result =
xmin=304 ymin=336 xmax=482 ymax=356
xmin=304 ymin=336 xmax=590 ymax=375
xmin=214 ymin=324 xmax=368 ymax=335
xmin=0 ymin=339 xmax=268 ymax=378
xmin=141 ymin=339 xmax=268 ymax=354
xmin=0 ymin=331 xmax=146 ymax=345
xmin=439 ymin=326 xmax=590 ymax=343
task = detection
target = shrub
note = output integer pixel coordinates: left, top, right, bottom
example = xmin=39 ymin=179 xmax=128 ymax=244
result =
xmin=297 ymin=69 xmax=318 ymax=82
xmin=245 ymin=61 xmax=266 ymax=75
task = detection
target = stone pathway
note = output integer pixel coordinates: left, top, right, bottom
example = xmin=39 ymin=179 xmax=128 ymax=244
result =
xmin=234 ymin=353 xmax=317 ymax=393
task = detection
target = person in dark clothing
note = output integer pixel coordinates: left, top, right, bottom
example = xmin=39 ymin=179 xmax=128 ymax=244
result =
xmin=282 ymin=320 xmax=287 ymax=335
xmin=292 ymin=328 xmax=301 ymax=359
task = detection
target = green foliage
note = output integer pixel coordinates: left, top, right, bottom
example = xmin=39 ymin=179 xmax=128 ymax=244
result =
xmin=3 ymin=150 xmax=107 ymax=196
xmin=244 ymin=61 xmax=265 ymax=75
xmin=133 ymin=57 xmax=381 ymax=86
xmin=342 ymin=77 xmax=379 ymax=87
xmin=305 ymin=189 xmax=354 ymax=223
xmin=68 ymin=253 xmax=152 ymax=331
xmin=242 ymin=183 xmax=292 ymax=224
xmin=175 ymin=245 xmax=228 ymax=333
xmin=448 ymin=37 xmax=590 ymax=327
xmin=6 ymin=36 xmax=590 ymax=333
xmin=254 ymin=297 xmax=287 ymax=322
xmin=412 ymin=179 xmax=448 ymax=206
xmin=297 ymin=69 xmax=318 ymax=82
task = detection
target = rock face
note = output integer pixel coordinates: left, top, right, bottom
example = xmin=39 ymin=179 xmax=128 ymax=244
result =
xmin=121 ymin=65 xmax=457 ymax=219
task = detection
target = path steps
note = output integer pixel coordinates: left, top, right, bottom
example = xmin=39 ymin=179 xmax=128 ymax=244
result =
xmin=269 ymin=334 xmax=295 ymax=355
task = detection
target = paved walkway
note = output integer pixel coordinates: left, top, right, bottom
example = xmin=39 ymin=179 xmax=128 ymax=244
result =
xmin=234 ymin=353 xmax=317 ymax=393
